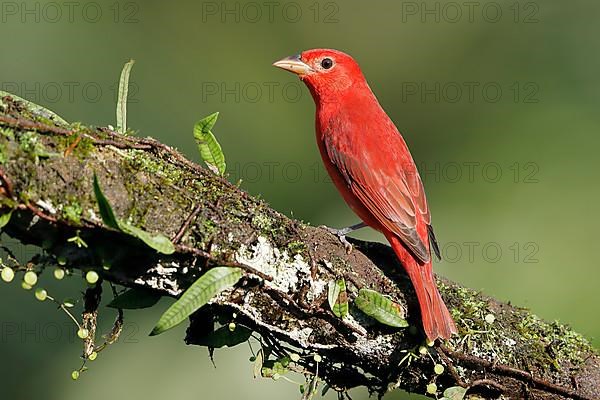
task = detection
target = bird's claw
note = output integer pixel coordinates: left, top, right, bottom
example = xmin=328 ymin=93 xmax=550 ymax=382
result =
xmin=320 ymin=225 xmax=354 ymax=253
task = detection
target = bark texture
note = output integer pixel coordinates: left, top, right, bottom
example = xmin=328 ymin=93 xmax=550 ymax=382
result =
xmin=0 ymin=95 xmax=597 ymax=400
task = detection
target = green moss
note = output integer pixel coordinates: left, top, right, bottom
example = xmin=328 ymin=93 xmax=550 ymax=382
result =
xmin=50 ymin=125 xmax=94 ymax=160
xmin=66 ymin=135 xmax=94 ymax=159
xmin=34 ymin=115 xmax=59 ymax=126
xmin=286 ymin=240 xmax=306 ymax=255
xmin=516 ymin=314 xmax=593 ymax=367
xmin=125 ymin=149 xmax=185 ymax=185
xmin=18 ymin=130 xmax=57 ymax=162
xmin=252 ymin=213 xmax=273 ymax=232
xmin=127 ymin=202 xmax=149 ymax=227
xmin=200 ymin=218 xmax=218 ymax=237
xmin=0 ymin=143 xmax=7 ymax=164
xmin=0 ymin=127 xmax=15 ymax=140
xmin=62 ymin=201 xmax=83 ymax=225
xmin=440 ymin=281 xmax=595 ymax=372
xmin=18 ymin=131 xmax=40 ymax=153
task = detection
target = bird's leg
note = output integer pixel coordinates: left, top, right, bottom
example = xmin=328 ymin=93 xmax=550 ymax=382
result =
xmin=320 ymin=222 xmax=367 ymax=253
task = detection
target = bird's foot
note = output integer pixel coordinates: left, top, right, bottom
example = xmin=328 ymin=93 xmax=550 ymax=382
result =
xmin=320 ymin=225 xmax=360 ymax=254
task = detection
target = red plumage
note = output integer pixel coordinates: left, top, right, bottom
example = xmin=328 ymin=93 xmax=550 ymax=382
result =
xmin=274 ymin=49 xmax=457 ymax=340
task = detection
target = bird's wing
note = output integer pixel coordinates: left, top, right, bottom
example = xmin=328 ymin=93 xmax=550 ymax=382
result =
xmin=324 ymin=135 xmax=432 ymax=263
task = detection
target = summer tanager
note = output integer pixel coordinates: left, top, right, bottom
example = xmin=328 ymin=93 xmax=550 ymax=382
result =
xmin=273 ymin=49 xmax=457 ymax=340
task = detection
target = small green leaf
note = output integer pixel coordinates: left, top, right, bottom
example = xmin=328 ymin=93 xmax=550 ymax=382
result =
xmin=195 ymin=112 xmax=219 ymax=132
xmin=253 ymin=348 xmax=264 ymax=379
xmin=92 ymin=173 xmax=120 ymax=230
xmin=354 ymin=288 xmax=408 ymax=328
xmin=0 ymin=210 xmax=13 ymax=229
xmin=0 ymin=90 xmax=68 ymax=125
xmin=442 ymin=386 xmax=468 ymax=400
xmin=150 ymin=267 xmax=243 ymax=336
xmin=327 ymin=280 xmax=341 ymax=310
xmin=328 ymin=278 xmax=348 ymax=318
xmin=116 ymin=59 xmax=135 ymax=134
xmin=119 ymin=222 xmax=175 ymax=255
xmin=107 ymin=288 xmax=161 ymax=309
xmin=193 ymin=112 xmax=226 ymax=176
xmin=193 ymin=325 xmax=252 ymax=348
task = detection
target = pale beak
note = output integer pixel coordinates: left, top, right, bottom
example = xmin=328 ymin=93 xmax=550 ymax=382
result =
xmin=272 ymin=54 xmax=314 ymax=76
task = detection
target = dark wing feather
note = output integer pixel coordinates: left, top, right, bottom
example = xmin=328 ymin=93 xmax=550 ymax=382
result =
xmin=428 ymin=224 xmax=441 ymax=261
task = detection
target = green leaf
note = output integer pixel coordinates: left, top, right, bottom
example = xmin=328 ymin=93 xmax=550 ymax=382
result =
xmin=0 ymin=90 xmax=68 ymax=125
xmin=107 ymin=288 xmax=161 ymax=309
xmin=116 ymin=59 xmax=135 ymax=134
xmin=328 ymin=278 xmax=348 ymax=318
xmin=192 ymin=324 xmax=252 ymax=348
xmin=253 ymin=348 xmax=264 ymax=378
xmin=0 ymin=210 xmax=13 ymax=229
xmin=150 ymin=267 xmax=243 ymax=336
xmin=119 ymin=222 xmax=175 ymax=255
xmin=442 ymin=386 xmax=467 ymax=400
xmin=93 ymin=174 xmax=174 ymax=254
xmin=92 ymin=173 xmax=120 ymax=230
xmin=354 ymin=288 xmax=408 ymax=328
xmin=193 ymin=112 xmax=226 ymax=176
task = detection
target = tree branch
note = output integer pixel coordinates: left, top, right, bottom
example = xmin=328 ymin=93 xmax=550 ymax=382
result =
xmin=0 ymin=95 xmax=597 ymax=400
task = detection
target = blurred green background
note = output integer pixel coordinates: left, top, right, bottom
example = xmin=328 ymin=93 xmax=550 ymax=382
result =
xmin=1 ymin=0 xmax=598 ymax=399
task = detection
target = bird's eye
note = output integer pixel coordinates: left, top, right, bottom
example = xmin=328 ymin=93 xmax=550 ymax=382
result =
xmin=320 ymin=58 xmax=334 ymax=69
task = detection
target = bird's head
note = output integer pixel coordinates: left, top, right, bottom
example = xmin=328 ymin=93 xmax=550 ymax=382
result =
xmin=273 ymin=49 xmax=366 ymax=100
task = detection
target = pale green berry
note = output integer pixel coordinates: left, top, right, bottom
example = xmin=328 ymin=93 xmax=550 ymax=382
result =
xmin=290 ymin=353 xmax=300 ymax=362
xmin=85 ymin=271 xmax=99 ymax=284
xmin=21 ymin=282 xmax=32 ymax=290
xmin=485 ymin=313 xmax=496 ymax=324
xmin=313 ymin=354 xmax=322 ymax=363
xmin=53 ymin=268 xmax=65 ymax=280
xmin=426 ymin=383 xmax=437 ymax=394
xmin=434 ymin=364 xmax=444 ymax=375
xmin=426 ymin=338 xmax=435 ymax=347
xmin=35 ymin=288 xmax=48 ymax=301
xmin=63 ymin=299 xmax=75 ymax=308
xmin=57 ymin=256 xmax=67 ymax=266
xmin=1 ymin=267 xmax=14 ymax=282
xmin=23 ymin=271 xmax=38 ymax=286
xmin=77 ymin=328 xmax=89 ymax=339
xmin=71 ymin=370 xmax=80 ymax=380
xmin=418 ymin=346 xmax=428 ymax=355
xmin=228 ymin=322 xmax=236 ymax=332
xmin=88 ymin=352 xmax=97 ymax=361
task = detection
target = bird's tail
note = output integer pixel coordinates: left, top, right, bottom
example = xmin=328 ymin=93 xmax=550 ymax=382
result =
xmin=387 ymin=234 xmax=457 ymax=341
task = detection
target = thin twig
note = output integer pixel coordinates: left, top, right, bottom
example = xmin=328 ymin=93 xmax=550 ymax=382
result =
xmin=0 ymin=166 xmax=15 ymax=199
xmin=0 ymin=114 xmax=73 ymax=136
xmin=172 ymin=203 xmax=202 ymax=244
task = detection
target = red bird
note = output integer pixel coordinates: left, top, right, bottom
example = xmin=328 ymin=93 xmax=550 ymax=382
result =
xmin=273 ymin=49 xmax=457 ymax=340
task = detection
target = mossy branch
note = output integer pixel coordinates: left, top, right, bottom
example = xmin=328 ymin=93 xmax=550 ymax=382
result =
xmin=0 ymin=95 xmax=597 ymax=400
